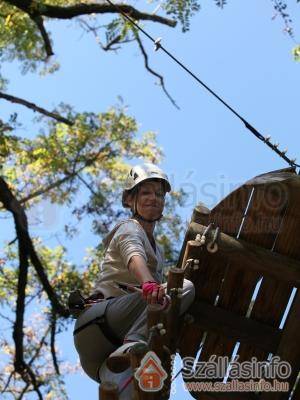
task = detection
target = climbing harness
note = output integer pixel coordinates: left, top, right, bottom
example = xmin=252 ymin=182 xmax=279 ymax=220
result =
xmin=73 ymin=315 xmax=122 ymax=346
xmin=70 ymin=290 xmax=122 ymax=347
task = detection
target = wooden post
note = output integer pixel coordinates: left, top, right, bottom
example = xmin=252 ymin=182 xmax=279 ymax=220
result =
xmin=147 ymin=304 xmax=170 ymax=399
xmin=147 ymin=304 xmax=165 ymax=354
xmin=99 ymin=382 xmax=119 ymax=400
xmin=176 ymin=204 xmax=210 ymax=269
xmin=181 ymin=240 xmax=202 ymax=277
xmin=130 ymin=343 xmax=152 ymax=400
xmin=166 ymin=267 xmax=185 ymax=352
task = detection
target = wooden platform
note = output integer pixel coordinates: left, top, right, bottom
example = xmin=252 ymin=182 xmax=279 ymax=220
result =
xmin=99 ymin=167 xmax=300 ymax=399
xmin=178 ymin=167 xmax=300 ymax=400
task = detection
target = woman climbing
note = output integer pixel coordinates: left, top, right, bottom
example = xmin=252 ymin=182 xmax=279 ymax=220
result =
xmin=72 ymin=163 xmax=195 ymax=382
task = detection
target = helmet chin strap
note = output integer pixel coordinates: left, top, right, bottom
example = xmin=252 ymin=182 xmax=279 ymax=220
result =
xmin=133 ymin=212 xmax=163 ymax=223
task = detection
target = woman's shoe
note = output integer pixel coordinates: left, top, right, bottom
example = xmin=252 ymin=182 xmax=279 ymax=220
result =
xmin=106 ymin=341 xmax=147 ymax=373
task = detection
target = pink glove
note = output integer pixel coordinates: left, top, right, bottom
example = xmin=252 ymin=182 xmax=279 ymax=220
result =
xmin=142 ymin=281 xmax=160 ymax=296
xmin=142 ymin=281 xmax=166 ymax=305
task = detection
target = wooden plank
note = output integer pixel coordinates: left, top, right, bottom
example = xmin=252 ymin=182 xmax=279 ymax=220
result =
xmin=260 ymin=291 xmax=300 ymax=400
xmin=179 ymin=206 xmax=210 ymax=360
xmin=291 ymin=378 xmax=300 ymax=399
xmin=180 ymin=186 xmax=253 ymax=399
xmin=180 ymin=168 xmax=297 ymax=399
xmin=189 ymin=300 xmax=281 ymax=353
xmin=192 ymin=186 xmax=253 ymax=303
xmin=238 ymin=185 xmax=300 ymax=369
xmin=186 ymin=224 xmax=300 ymax=287
xmin=198 ymin=175 xmax=290 ymax=379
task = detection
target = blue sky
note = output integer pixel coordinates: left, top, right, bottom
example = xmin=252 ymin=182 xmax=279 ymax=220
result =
xmin=1 ymin=0 xmax=300 ymax=399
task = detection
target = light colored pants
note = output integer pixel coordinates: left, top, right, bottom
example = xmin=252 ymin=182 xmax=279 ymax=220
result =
xmin=106 ymin=279 xmax=195 ymax=342
xmin=74 ymin=279 xmax=195 ymax=382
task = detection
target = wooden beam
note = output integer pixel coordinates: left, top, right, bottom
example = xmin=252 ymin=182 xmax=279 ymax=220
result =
xmin=189 ymin=301 xmax=282 ymax=353
xmin=188 ymin=222 xmax=300 ymax=287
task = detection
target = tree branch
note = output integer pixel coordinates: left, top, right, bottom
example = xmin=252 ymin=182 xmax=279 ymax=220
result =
xmin=50 ymin=313 xmax=60 ymax=375
xmin=0 ymin=119 xmax=13 ymax=134
xmin=5 ymin=0 xmax=176 ymax=27
xmin=0 ymin=176 xmax=69 ymax=317
xmin=135 ymin=33 xmax=180 ymax=109
xmin=78 ymin=19 xmax=134 ymax=52
xmin=1 ymin=372 xmax=14 ymax=394
xmin=0 ymin=92 xmax=73 ymax=126
xmin=32 ymin=15 xmax=54 ymax=58
xmin=13 ymin=233 xmax=28 ymax=372
xmin=0 ymin=175 xmax=68 ymax=393
xmin=18 ymin=139 xmax=117 ymax=205
xmin=76 ymin=173 xmax=98 ymax=197
xmin=17 ymin=383 xmax=31 ymax=400
xmin=28 ymin=326 xmax=50 ymax=368
xmin=11 ymin=204 xmax=43 ymax=400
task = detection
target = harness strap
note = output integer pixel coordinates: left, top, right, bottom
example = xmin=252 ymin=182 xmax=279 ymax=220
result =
xmin=73 ymin=315 xmax=122 ymax=347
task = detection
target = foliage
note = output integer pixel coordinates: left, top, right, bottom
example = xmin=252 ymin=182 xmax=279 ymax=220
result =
xmin=0 ymin=2 xmax=188 ymax=388
xmin=163 ymin=0 xmax=200 ymax=32
xmin=0 ymin=2 xmax=47 ymax=73
xmin=0 ymin=102 xmax=186 ymax=397
xmin=293 ymin=45 xmax=300 ymax=61
xmin=0 ymin=2 xmax=191 ymax=397
xmin=0 ymin=0 xmax=203 ymax=84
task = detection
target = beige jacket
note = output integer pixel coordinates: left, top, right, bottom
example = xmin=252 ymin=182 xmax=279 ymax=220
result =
xmin=91 ymin=219 xmax=164 ymax=299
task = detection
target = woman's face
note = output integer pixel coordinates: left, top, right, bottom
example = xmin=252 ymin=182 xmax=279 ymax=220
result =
xmin=128 ymin=180 xmax=166 ymax=220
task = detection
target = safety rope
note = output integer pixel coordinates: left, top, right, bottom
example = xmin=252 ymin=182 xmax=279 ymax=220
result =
xmin=105 ymin=0 xmax=300 ymax=170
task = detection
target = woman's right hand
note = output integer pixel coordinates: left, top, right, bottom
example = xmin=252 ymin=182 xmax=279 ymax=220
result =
xmin=142 ymin=281 xmax=166 ymax=305
xmin=128 ymin=256 xmax=166 ymax=304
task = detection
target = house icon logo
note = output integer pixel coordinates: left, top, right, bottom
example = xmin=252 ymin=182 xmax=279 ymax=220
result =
xmin=134 ymin=351 xmax=168 ymax=392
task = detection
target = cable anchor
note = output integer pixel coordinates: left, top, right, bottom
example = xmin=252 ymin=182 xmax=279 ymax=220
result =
xmin=154 ymin=37 xmax=162 ymax=51
xmin=207 ymin=226 xmax=220 ymax=253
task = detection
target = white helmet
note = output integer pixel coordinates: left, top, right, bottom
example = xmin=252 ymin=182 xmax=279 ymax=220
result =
xmin=122 ymin=163 xmax=171 ymax=208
